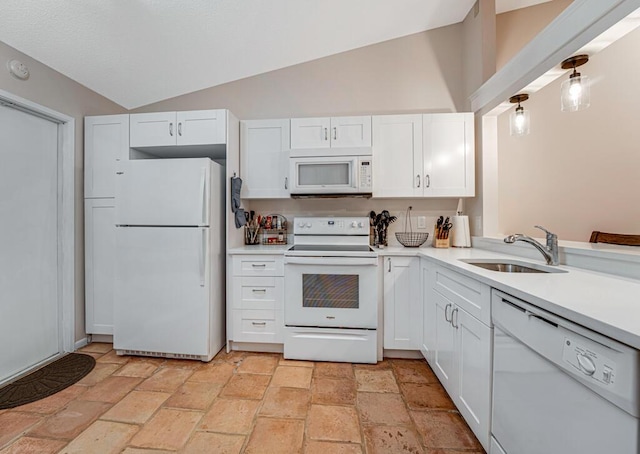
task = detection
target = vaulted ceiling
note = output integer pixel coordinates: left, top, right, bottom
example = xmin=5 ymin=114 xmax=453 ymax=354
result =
xmin=0 ymin=0 xmax=550 ymax=109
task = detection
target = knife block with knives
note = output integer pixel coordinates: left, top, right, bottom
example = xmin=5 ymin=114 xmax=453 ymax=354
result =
xmin=433 ymin=216 xmax=451 ymax=248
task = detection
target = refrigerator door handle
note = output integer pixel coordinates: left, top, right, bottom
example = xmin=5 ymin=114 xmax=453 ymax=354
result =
xmin=200 ymin=167 xmax=208 ymax=226
xmin=199 ymin=228 xmax=207 ymax=287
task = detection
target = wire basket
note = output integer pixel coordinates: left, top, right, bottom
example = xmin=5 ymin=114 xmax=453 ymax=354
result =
xmin=395 ymin=206 xmax=429 ymax=247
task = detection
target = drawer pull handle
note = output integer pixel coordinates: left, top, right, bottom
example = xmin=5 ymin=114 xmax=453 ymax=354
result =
xmin=251 ymin=263 xmax=267 ymax=268
xmin=326 ymin=316 xmax=335 ymax=320
xmin=252 ymin=289 xmax=267 ymax=293
xmin=252 ymin=321 xmax=267 ymax=326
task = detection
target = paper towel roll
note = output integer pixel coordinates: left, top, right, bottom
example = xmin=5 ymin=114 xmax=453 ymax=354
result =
xmin=451 ymin=215 xmax=471 ymax=248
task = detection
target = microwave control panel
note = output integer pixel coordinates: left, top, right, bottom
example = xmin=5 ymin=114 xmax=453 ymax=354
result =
xmin=359 ymin=159 xmax=372 ymax=190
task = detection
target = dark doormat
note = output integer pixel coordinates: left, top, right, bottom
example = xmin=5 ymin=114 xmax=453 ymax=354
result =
xmin=0 ymin=353 xmax=96 ymax=409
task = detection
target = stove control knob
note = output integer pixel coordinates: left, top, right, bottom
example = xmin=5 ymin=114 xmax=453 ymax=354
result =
xmin=351 ymin=221 xmax=358 ymax=228
xmin=357 ymin=222 xmax=364 ymax=228
xmin=298 ymin=222 xmax=305 ymax=228
xmin=306 ymin=222 xmax=312 ymax=228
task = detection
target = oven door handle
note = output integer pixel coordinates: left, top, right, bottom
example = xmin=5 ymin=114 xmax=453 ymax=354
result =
xmin=284 ymin=256 xmax=378 ymax=266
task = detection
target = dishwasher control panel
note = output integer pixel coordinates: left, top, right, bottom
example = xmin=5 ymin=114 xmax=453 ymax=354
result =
xmin=563 ymin=337 xmax=617 ymax=388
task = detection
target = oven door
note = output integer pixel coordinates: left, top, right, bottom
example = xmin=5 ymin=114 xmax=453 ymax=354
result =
xmin=284 ymin=256 xmax=377 ymax=329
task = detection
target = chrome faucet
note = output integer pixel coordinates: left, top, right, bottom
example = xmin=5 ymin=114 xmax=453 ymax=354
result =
xmin=504 ymin=225 xmax=559 ymax=266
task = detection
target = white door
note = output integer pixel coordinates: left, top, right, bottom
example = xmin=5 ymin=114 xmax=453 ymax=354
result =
xmin=290 ymin=117 xmax=331 ymax=149
xmin=0 ymin=105 xmax=60 ymax=383
xmin=432 ymin=291 xmax=456 ymax=393
xmin=454 ymin=306 xmax=491 ymax=449
xmin=114 ymin=227 xmax=210 ymax=356
xmin=383 ymin=256 xmax=421 ymax=350
xmin=241 ymin=119 xmax=290 ymax=198
xmin=84 ymin=199 xmax=116 ymax=335
xmin=130 ymin=112 xmax=177 ymax=147
xmin=372 ymin=115 xmax=423 ymax=197
xmin=84 ymin=115 xmax=129 ymax=198
xmin=116 ymin=158 xmax=211 ymax=226
xmin=177 ymin=110 xmax=226 ymax=146
xmin=423 ymin=113 xmax=475 ymax=197
xmin=331 ymin=116 xmax=372 ymax=148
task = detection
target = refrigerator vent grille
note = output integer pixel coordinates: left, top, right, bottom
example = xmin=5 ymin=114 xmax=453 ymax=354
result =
xmin=116 ymin=349 xmax=204 ymax=361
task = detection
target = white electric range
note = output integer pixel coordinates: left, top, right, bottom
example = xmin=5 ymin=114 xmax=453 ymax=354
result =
xmin=283 ymin=217 xmax=378 ymax=363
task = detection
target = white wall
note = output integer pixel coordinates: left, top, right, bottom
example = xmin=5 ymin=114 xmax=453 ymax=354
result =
xmin=0 ymin=40 xmax=126 ymax=341
xmin=497 ymin=25 xmax=640 ymax=241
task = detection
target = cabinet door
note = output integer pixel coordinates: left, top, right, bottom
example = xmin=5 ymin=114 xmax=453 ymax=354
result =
xmin=130 ymin=112 xmax=177 ymax=147
xmin=454 ymin=306 xmax=492 ymax=450
xmin=383 ymin=256 xmax=421 ymax=350
xmin=84 ymin=115 xmax=129 ymax=198
xmin=432 ymin=290 xmax=456 ymax=393
xmin=290 ymin=117 xmax=331 ymax=149
xmin=423 ymin=113 xmax=475 ymax=197
xmin=85 ymin=199 xmax=116 ymax=335
xmin=372 ymin=115 xmax=423 ymax=197
xmin=177 ymin=109 xmax=226 ymax=146
xmin=331 ymin=116 xmax=372 ymax=148
xmin=420 ymin=259 xmax=434 ymax=361
xmin=241 ymin=119 xmax=290 ymax=198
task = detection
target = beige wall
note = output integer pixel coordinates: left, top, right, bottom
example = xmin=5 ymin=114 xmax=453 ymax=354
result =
xmin=496 ymin=0 xmax=573 ymax=70
xmin=462 ymin=0 xmax=496 ymax=107
xmin=0 ymin=40 xmax=127 ymax=341
xmin=497 ymin=25 xmax=640 ymax=241
xmin=132 ymin=25 xmax=465 ymax=118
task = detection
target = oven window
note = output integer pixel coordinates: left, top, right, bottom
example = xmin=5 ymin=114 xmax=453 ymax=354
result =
xmin=302 ymin=274 xmax=359 ymax=309
xmin=298 ymin=163 xmax=350 ymax=186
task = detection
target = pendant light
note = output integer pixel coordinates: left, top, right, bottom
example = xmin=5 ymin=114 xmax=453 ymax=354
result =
xmin=560 ymin=55 xmax=590 ymax=112
xmin=509 ymin=94 xmax=530 ymax=136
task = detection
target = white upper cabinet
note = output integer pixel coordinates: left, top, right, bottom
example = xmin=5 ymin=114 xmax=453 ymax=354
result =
xmin=423 ymin=113 xmax=474 ymax=197
xmin=372 ymin=113 xmax=474 ymax=198
xmin=290 ymin=116 xmax=371 ymax=150
xmin=84 ymin=115 xmax=129 ymax=198
xmin=241 ymin=119 xmax=290 ymax=198
xmin=130 ymin=109 xmax=226 ymax=148
xmin=372 ymin=114 xmax=423 ymax=197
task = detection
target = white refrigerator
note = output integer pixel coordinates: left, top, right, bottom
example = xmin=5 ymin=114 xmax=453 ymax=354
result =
xmin=114 ymin=158 xmax=225 ymax=361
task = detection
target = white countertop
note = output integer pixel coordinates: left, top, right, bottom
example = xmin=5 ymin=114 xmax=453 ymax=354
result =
xmin=229 ymin=244 xmax=640 ymax=350
xmin=228 ymin=244 xmax=291 ymax=254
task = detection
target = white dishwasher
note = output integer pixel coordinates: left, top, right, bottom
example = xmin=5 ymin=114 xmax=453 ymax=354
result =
xmin=491 ymin=289 xmax=640 ymax=454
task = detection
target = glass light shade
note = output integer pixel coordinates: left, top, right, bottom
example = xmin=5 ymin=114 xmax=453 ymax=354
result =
xmin=561 ymin=74 xmax=590 ymax=112
xmin=509 ymin=107 xmax=530 ymax=136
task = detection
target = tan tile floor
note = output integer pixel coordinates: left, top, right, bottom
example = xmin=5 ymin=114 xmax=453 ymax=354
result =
xmin=0 ymin=344 xmax=485 ymax=453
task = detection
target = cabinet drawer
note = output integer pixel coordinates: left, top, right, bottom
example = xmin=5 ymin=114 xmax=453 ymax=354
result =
xmin=233 ymin=255 xmax=284 ymax=276
xmin=433 ymin=266 xmax=491 ymax=326
xmin=232 ymin=310 xmax=281 ymax=343
xmin=232 ymin=276 xmax=283 ymax=311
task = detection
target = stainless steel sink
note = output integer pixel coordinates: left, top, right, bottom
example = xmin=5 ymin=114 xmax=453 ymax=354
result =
xmin=459 ymin=259 xmax=568 ymax=274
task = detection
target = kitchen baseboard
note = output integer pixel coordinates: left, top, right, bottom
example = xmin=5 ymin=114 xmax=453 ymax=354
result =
xmin=383 ymin=349 xmax=423 ymax=359
xmin=229 ymin=341 xmax=284 ymax=354
xmin=74 ymin=337 xmax=89 ymax=351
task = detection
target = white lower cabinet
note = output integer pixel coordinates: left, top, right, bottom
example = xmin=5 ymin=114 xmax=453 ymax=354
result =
xmin=84 ymin=199 xmax=116 ymax=335
xmin=229 ymin=255 xmax=284 ymax=345
xmin=424 ymin=263 xmax=492 ymax=451
xmin=383 ymin=256 xmax=421 ymax=350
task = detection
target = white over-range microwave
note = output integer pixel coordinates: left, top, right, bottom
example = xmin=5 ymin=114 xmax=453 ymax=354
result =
xmin=289 ymin=149 xmax=373 ymax=197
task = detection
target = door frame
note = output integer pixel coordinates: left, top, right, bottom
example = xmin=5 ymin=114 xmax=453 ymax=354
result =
xmin=0 ymin=89 xmax=75 ymax=355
